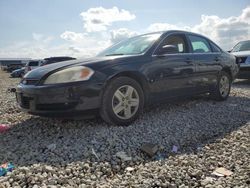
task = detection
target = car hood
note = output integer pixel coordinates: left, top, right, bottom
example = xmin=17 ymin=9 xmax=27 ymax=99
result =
xmin=231 ymin=50 xmax=250 ymax=57
xmin=24 ymin=55 xmax=135 ymax=80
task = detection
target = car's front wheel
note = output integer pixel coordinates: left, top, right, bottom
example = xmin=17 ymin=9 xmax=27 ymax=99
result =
xmin=100 ymin=77 xmax=144 ymax=126
xmin=210 ymin=71 xmax=231 ymax=101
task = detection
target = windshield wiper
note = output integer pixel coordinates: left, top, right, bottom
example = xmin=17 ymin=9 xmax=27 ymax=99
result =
xmin=105 ymin=53 xmax=125 ymax=56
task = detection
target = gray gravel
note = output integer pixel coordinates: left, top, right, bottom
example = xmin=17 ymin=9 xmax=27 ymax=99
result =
xmin=0 ymin=71 xmax=250 ymax=187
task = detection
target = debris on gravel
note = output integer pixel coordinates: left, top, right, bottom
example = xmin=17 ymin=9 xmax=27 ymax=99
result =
xmin=212 ymin=167 xmax=233 ymax=177
xmin=115 ymin=151 xmax=132 ymax=161
xmin=0 ymin=71 xmax=250 ymax=187
xmin=141 ymin=143 xmax=158 ymax=157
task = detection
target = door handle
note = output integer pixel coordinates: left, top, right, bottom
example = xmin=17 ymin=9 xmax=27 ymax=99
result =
xmin=185 ymin=58 xmax=193 ymax=64
xmin=214 ymin=57 xmax=219 ymax=62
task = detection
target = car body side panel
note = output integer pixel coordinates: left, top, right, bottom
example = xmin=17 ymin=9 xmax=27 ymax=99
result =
xmin=147 ymin=54 xmax=197 ymax=100
xmin=220 ymin=52 xmax=238 ymax=79
xmin=97 ymin=55 xmax=197 ymax=104
xmin=191 ymin=53 xmax=221 ymax=90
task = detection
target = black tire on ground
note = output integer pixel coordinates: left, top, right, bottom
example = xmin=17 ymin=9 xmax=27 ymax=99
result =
xmin=100 ymin=76 xmax=144 ymax=126
xmin=210 ymin=71 xmax=232 ymax=101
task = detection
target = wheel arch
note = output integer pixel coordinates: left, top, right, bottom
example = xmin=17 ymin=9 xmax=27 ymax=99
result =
xmin=221 ymin=67 xmax=233 ymax=81
xmin=100 ymin=71 xmax=150 ymax=106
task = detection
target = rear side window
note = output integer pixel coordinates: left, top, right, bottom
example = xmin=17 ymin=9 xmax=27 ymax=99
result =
xmin=28 ymin=61 xmax=39 ymax=66
xmin=188 ymin=35 xmax=211 ymax=53
xmin=210 ymin=42 xmax=221 ymax=52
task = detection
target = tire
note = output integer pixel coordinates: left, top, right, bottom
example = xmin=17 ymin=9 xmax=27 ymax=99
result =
xmin=210 ymin=71 xmax=232 ymax=101
xmin=100 ymin=76 xmax=144 ymax=126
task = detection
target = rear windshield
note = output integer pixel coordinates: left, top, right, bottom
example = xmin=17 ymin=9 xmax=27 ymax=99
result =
xmin=28 ymin=61 xmax=39 ymax=66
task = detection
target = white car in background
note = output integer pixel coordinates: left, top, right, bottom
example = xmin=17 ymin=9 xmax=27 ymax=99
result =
xmin=230 ymin=40 xmax=250 ymax=79
xmin=24 ymin=57 xmax=76 ymax=75
xmin=24 ymin=60 xmax=43 ymax=74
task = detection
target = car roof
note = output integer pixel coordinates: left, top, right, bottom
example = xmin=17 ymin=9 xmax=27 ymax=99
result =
xmin=44 ymin=56 xmax=75 ymax=60
xmin=163 ymin=30 xmax=212 ymax=39
xmin=137 ymin=30 xmax=212 ymax=41
xmin=237 ymin=40 xmax=250 ymax=43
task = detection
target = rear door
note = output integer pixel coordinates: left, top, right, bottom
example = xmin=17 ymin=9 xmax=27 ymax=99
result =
xmin=147 ymin=33 xmax=196 ymax=100
xmin=187 ymin=34 xmax=221 ymax=91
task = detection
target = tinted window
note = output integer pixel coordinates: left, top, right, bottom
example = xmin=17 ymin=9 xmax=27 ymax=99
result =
xmin=156 ymin=34 xmax=187 ymax=54
xmin=188 ymin=35 xmax=211 ymax=53
xmin=28 ymin=61 xmax=39 ymax=66
xmin=210 ymin=42 xmax=221 ymax=52
xmin=98 ymin=33 xmax=162 ymax=56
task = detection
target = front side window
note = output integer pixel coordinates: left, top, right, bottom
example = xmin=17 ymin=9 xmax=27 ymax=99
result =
xmin=97 ymin=33 xmax=162 ymax=56
xmin=155 ymin=34 xmax=188 ymax=54
xmin=188 ymin=35 xmax=211 ymax=53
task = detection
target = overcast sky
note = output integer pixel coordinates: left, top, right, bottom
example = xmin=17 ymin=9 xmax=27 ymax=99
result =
xmin=0 ymin=0 xmax=250 ymax=58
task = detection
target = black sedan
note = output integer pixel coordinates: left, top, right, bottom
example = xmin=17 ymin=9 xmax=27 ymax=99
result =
xmin=10 ymin=67 xmax=25 ymax=78
xmin=16 ymin=30 xmax=238 ymax=125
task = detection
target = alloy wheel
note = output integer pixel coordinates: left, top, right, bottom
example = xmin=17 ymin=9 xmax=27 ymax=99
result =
xmin=112 ymin=85 xmax=140 ymax=119
xmin=219 ymin=75 xmax=230 ymax=97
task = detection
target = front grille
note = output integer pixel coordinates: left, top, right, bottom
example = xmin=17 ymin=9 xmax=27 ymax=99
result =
xmin=36 ymin=102 xmax=77 ymax=111
xmin=20 ymin=96 xmax=33 ymax=109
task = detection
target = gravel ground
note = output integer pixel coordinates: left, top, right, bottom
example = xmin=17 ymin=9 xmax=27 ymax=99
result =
xmin=0 ymin=70 xmax=249 ymax=187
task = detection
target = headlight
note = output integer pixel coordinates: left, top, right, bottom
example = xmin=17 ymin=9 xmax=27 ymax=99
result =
xmin=44 ymin=66 xmax=94 ymax=84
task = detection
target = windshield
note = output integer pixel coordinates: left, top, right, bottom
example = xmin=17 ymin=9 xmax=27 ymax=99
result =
xmin=232 ymin=41 xmax=250 ymax=52
xmin=97 ymin=33 xmax=162 ymax=56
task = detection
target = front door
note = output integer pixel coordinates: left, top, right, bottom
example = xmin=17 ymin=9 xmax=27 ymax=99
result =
xmin=145 ymin=34 xmax=196 ymax=101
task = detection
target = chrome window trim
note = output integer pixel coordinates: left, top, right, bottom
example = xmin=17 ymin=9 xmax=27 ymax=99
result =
xmin=152 ymin=52 xmax=222 ymax=57
xmin=152 ymin=32 xmax=222 ymax=57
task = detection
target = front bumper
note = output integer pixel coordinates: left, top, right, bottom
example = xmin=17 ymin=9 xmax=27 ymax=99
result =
xmin=237 ymin=64 xmax=250 ymax=79
xmin=16 ymin=81 xmax=103 ymax=117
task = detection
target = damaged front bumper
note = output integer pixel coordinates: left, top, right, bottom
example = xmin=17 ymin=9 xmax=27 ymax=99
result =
xmin=16 ymin=81 xmax=103 ymax=117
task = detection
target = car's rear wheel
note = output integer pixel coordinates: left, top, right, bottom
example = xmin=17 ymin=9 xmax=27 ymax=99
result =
xmin=100 ymin=77 xmax=144 ymax=126
xmin=210 ymin=71 xmax=231 ymax=101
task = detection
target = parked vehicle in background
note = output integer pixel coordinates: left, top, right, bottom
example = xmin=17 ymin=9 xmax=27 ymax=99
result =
xmin=41 ymin=56 xmax=76 ymax=66
xmin=10 ymin=67 xmax=25 ymax=78
xmin=24 ymin=60 xmax=43 ymax=74
xmin=24 ymin=57 xmax=76 ymax=75
xmin=16 ymin=30 xmax=238 ymax=125
xmin=230 ymin=40 xmax=250 ymax=79
xmin=0 ymin=58 xmax=30 ymax=72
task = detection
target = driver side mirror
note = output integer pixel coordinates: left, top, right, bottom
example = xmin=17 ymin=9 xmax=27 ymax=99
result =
xmin=158 ymin=45 xmax=179 ymax=55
